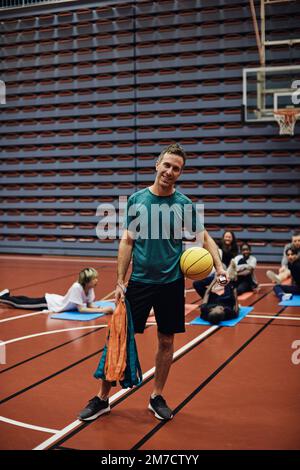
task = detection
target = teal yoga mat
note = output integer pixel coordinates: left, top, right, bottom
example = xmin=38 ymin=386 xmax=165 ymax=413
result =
xmin=50 ymin=301 xmax=115 ymax=321
xmin=190 ymin=306 xmax=253 ymax=327
xmin=279 ymin=295 xmax=300 ymax=307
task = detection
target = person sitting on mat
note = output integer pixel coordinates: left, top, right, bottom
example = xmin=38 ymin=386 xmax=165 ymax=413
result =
xmin=200 ymin=261 xmax=239 ymax=325
xmin=234 ymin=243 xmax=258 ymax=295
xmin=218 ymin=230 xmax=239 ymax=268
xmin=267 ymin=231 xmax=300 ymax=285
xmin=0 ymin=267 xmax=114 ymax=315
xmin=273 ymin=246 xmax=300 ymax=300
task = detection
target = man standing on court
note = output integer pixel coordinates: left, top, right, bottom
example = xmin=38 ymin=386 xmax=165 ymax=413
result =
xmin=79 ymin=143 xmax=227 ymax=421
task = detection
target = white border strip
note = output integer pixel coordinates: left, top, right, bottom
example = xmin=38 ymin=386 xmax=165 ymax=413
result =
xmin=0 ymin=255 xmax=117 ymax=263
xmin=2 ymin=325 xmax=107 ymax=346
xmin=0 ymin=311 xmax=46 ymax=324
xmin=248 ymin=314 xmax=300 ymax=321
xmin=33 ymin=325 xmax=218 ymax=450
xmin=0 ymin=416 xmax=58 ymax=434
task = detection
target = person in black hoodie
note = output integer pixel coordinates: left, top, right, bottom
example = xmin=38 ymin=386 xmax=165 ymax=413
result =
xmin=273 ymin=246 xmax=300 ymax=299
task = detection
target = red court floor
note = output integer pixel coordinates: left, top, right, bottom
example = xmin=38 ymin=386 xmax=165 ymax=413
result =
xmin=0 ymin=254 xmax=299 ymax=450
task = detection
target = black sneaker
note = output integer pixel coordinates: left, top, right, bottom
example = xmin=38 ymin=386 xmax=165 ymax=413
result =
xmin=0 ymin=289 xmax=9 ymax=298
xmin=148 ymin=395 xmax=173 ymax=420
xmin=78 ymin=396 xmax=110 ymax=421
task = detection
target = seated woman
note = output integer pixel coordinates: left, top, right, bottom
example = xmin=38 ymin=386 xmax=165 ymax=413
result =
xmin=273 ymin=245 xmax=300 ymax=300
xmin=234 ymin=243 xmax=258 ymax=295
xmin=200 ymin=262 xmax=239 ymax=325
xmin=218 ymin=230 xmax=239 ymax=268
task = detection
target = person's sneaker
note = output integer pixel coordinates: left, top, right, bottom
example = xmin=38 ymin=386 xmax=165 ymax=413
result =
xmin=78 ymin=396 xmax=110 ymax=421
xmin=282 ymin=293 xmax=293 ymax=301
xmin=266 ymin=270 xmax=280 ymax=284
xmin=227 ymin=260 xmax=237 ymax=281
xmin=148 ymin=395 xmax=173 ymax=420
xmin=0 ymin=289 xmax=9 ymax=298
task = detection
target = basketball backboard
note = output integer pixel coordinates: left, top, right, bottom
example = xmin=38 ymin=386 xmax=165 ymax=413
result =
xmin=243 ymin=65 xmax=300 ymax=122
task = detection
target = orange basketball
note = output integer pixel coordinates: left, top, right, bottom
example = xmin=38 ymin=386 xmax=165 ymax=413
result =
xmin=180 ymin=247 xmax=214 ymax=281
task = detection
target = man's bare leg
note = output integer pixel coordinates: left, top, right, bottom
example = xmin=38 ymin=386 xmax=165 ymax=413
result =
xmin=152 ymin=332 xmax=174 ymax=397
xmin=97 ymin=380 xmax=112 ymax=400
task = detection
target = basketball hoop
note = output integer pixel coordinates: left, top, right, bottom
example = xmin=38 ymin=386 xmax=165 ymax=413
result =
xmin=273 ymin=108 xmax=300 ymax=136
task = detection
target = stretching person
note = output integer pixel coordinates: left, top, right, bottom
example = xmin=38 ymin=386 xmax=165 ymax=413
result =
xmin=273 ymin=246 xmax=300 ymax=299
xmin=200 ymin=261 xmax=239 ymax=325
xmin=193 ymin=230 xmax=238 ymax=298
xmin=0 ymin=268 xmax=113 ymax=314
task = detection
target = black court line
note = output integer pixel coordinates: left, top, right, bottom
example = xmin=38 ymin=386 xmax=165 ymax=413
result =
xmin=1 ymin=271 xmax=80 ymax=293
xmin=47 ymin=287 xmax=274 ymax=449
xmin=56 ymin=446 xmax=78 ymax=451
xmin=2 ymin=288 xmax=267 ymax=405
xmin=131 ymin=307 xmax=286 ymax=450
xmin=48 ymin=327 xmax=222 ymax=450
xmin=0 ymin=327 xmax=105 ymax=375
xmin=0 ymin=346 xmax=106 ymax=405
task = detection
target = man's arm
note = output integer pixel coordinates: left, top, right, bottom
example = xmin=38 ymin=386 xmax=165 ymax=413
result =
xmin=115 ymin=229 xmax=134 ymax=302
xmin=79 ymin=305 xmax=114 ymax=314
xmin=202 ymin=230 xmax=228 ymax=283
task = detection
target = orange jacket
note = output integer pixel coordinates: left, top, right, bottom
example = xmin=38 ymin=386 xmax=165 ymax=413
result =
xmin=104 ymin=300 xmax=127 ymax=382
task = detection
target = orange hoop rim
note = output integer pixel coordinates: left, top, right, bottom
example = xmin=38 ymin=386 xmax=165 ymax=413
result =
xmin=273 ymin=108 xmax=300 ymax=119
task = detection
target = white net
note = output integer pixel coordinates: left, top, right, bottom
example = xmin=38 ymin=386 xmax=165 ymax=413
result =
xmin=274 ymin=109 xmax=300 ymax=135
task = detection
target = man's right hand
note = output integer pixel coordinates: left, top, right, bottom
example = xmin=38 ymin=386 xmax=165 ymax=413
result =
xmin=115 ymin=282 xmax=126 ymax=303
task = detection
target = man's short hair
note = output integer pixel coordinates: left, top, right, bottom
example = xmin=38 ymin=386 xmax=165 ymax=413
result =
xmin=292 ymin=231 xmax=300 ymax=238
xmin=157 ymin=143 xmax=186 ymax=166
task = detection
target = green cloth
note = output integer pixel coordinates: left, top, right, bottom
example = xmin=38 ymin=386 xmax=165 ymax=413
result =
xmin=124 ymin=188 xmax=204 ymax=284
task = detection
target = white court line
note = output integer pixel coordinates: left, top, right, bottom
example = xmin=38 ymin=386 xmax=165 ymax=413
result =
xmin=0 ymin=416 xmax=59 ymax=434
xmin=0 ymin=255 xmax=117 ymax=263
xmin=248 ymin=314 xmax=300 ymax=321
xmin=33 ymin=325 xmax=218 ymax=450
xmin=0 ymin=310 xmax=46 ymax=324
xmin=2 ymin=325 xmax=107 ymax=346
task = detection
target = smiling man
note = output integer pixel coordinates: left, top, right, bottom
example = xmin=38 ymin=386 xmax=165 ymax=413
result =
xmin=79 ymin=143 xmax=227 ymax=422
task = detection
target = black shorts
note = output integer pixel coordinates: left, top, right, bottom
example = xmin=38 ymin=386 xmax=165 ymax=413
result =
xmin=125 ymin=277 xmax=185 ymax=335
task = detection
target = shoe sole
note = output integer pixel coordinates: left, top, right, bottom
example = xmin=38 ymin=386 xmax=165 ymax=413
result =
xmin=79 ymin=406 xmax=110 ymax=421
xmin=148 ymin=403 xmax=173 ymax=420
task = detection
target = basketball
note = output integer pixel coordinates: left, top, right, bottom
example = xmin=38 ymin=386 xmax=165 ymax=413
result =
xmin=180 ymin=247 xmax=214 ymax=281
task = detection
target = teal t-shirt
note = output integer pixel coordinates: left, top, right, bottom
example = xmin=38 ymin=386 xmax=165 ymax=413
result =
xmin=124 ymin=188 xmax=204 ymax=284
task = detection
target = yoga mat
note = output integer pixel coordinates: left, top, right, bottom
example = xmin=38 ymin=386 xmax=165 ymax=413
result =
xmin=279 ymin=295 xmax=300 ymax=307
xmin=50 ymin=301 xmax=115 ymax=321
xmin=190 ymin=306 xmax=253 ymax=327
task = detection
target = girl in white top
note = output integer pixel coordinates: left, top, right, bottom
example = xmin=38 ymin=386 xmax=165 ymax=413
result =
xmin=0 ymin=267 xmax=113 ymax=315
